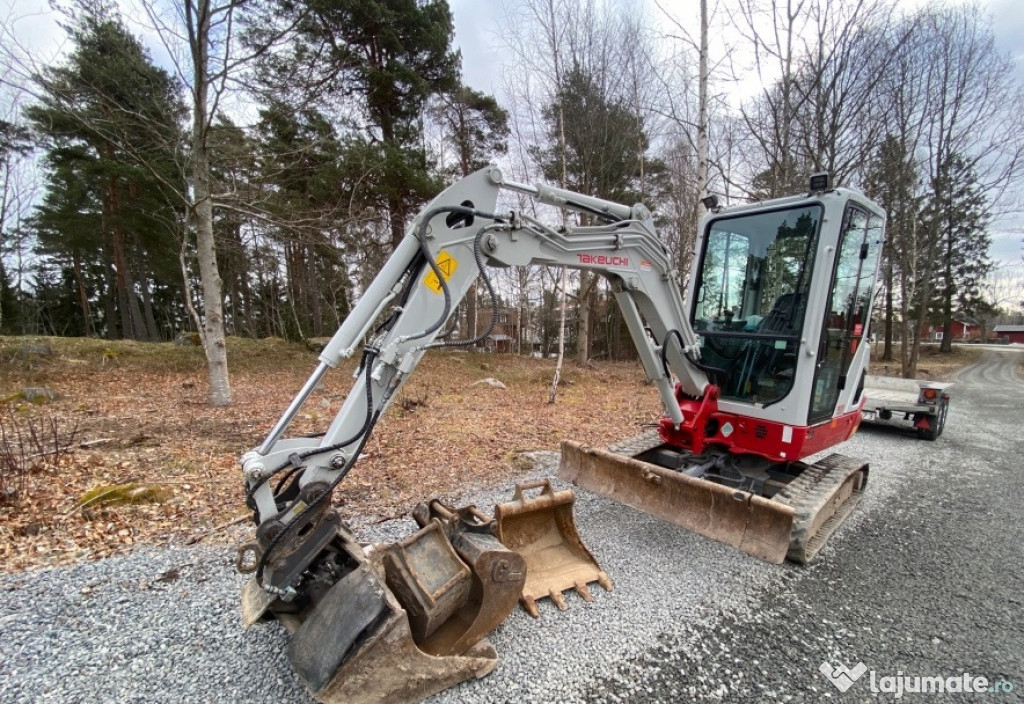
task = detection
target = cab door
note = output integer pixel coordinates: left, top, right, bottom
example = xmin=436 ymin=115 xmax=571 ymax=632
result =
xmin=808 ymin=205 xmax=883 ymax=424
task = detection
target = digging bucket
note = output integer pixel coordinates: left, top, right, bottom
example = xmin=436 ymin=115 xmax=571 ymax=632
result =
xmin=494 ymin=479 xmax=612 ymax=617
xmin=557 ymin=441 xmax=796 ymax=564
xmin=242 ymin=518 xmax=521 ymax=704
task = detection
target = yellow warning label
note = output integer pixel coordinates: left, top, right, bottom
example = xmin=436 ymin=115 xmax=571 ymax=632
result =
xmin=424 ymin=250 xmax=458 ymax=294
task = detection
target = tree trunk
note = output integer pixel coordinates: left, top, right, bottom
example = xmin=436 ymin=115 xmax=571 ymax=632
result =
xmin=465 ymin=284 xmax=478 ymax=343
xmin=576 ymin=272 xmax=591 ymax=366
xmin=105 ymin=183 xmax=135 ymax=339
xmin=193 ymin=160 xmax=232 ymax=405
xmin=190 ymin=0 xmax=232 ymax=406
xmin=695 ymin=0 xmax=709 ymax=224
xmin=139 ymin=274 xmax=160 ymax=341
xmin=388 ymin=194 xmax=405 ymax=251
xmin=882 ymin=248 xmax=894 ymax=361
xmin=101 ymin=240 xmax=117 ymax=339
xmin=71 ymin=251 xmax=95 ymax=337
xmin=548 ymin=267 xmax=568 ymax=404
xmin=548 ymin=51 xmax=569 ymax=402
xmin=939 ymin=218 xmax=953 ymax=353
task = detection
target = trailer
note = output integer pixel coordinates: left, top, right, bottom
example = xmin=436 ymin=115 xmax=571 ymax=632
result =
xmin=861 ymin=375 xmax=952 ymax=440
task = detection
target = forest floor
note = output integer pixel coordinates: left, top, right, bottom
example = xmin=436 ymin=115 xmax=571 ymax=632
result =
xmin=0 ymin=336 xmax=660 ymax=572
xmin=866 ymin=340 xmax=982 ymax=380
xmin=0 ymin=336 xmax=981 ymax=573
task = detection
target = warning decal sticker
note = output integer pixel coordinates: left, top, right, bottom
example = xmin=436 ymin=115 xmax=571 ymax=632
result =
xmin=424 ymin=250 xmax=458 ymax=294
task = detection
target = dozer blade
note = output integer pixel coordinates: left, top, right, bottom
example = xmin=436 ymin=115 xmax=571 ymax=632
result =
xmin=558 ymin=441 xmax=796 ymax=564
xmin=494 ymin=479 xmax=612 ymax=617
xmin=242 ymin=514 xmax=524 ymax=704
xmin=557 ymin=441 xmax=868 ymax=565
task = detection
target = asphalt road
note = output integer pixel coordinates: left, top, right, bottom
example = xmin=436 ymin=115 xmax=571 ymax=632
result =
xmin=590 ymin=348 xmax=1024 ymax=703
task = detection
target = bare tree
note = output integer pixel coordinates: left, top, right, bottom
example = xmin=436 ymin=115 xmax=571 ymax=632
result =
xmin=500 ymin=0 xmax=573 ymax=399
xmin=875 ymin=5 xmax=1024 ymax=372
xmin=134 ymin=0 xmax=297 ymax=405
xmin=0 ymin=88 xmax=36 ymax=333
xmin=732 ymin=0 xmax=810 ymax=195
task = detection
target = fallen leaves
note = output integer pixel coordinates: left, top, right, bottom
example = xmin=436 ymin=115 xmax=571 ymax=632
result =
xmin=0 ymin=337 xmax=660 ymax=573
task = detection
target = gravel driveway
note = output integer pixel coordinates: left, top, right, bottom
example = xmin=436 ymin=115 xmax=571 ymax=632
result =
xmin=2 ymin=349 xmax=1022 ymax=703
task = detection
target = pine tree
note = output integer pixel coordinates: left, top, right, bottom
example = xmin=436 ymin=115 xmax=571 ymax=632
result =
xmin=534 ymin=66 xmax=655 ymax=363
xmin=922 ymin=153 xmax=991 ymax=353
xmin=256 ymin=102 xmax=351 ymax=339
xmin=864 ymin=135 xmax=921 ymax=370
xmin=432 ymin=83 xmax=509 ymax=179
xmin=260 ymin=0 xmax=460 ymax=249
xmin=26 ymin=9 xmax=187 ymax=340
xmin=0 ymin=119 xmax=33 ymax=333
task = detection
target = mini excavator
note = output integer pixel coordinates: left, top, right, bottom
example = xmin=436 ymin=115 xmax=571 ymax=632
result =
xmin=238 ymin=167 xmax=886 ymax=704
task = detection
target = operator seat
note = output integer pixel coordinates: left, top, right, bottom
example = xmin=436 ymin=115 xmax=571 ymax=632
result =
xmin=757 ymin=293 xmax=798 ymax=333
xmin=732 ymin=292 xmax=801 ymax=401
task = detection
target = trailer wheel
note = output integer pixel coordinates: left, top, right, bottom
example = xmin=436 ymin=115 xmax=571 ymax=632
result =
xmin=917 ymin=398 xmax=948 ymax=441
xmin=917 ymin=416 xmax=939 ymax=441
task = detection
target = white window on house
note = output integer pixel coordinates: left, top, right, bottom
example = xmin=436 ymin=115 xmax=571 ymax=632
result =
xmin=934 ymin=331 xmax=943 ymax=341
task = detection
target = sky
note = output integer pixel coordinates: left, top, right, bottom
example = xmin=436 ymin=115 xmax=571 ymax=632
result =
xmin=448 ymin=0 xmax=1023 ymax=269
xmin=4 ymin=0 xmax=1022 ymax=269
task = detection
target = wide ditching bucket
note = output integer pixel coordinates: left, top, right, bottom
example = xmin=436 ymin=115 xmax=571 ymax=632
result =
xmin=557 ymin=441 xmax=797 ymax=564
xmin=494 ymin=479 xmax=612 ymax=617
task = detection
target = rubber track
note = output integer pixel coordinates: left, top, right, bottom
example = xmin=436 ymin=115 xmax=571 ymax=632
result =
xmin=772 ymin=453 xmax=868 ymax=564
xmin=600 ymin=433 xmax=868 ymax=564
xmin=607 ymin=430 xmax=664 ymax=457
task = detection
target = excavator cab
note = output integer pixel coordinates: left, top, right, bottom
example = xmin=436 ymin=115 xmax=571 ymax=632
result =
xmin=691 ymin=204 xmax=822 ymax=404
xmin=688 ymin=186 xmax=884 ymax=433
xmin=560 ymin=176 xmax=886 ymax=564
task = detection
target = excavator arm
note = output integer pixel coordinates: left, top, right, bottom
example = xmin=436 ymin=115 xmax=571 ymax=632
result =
xmin=241 ymin=166 xmax=712 ymax=595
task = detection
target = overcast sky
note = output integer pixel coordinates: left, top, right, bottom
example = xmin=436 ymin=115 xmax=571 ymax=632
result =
xmin=4 ymin=0 xmax=1022 ymax=267
xmin=449 ymin=0 xmax=1022 ymax=267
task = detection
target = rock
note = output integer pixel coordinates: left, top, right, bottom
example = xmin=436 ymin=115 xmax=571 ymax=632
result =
xmin=18 ymin=342 xmax=52 ymax=358
xmin=21 ymin=387 xmax=57 ymax=403
xmin=473 ymin=377 xmax=507 ymax=389
xmin=173 ymin=332 xmax=201 ymax=346
xmin=304 ymin=337 xmax=332 ymax=353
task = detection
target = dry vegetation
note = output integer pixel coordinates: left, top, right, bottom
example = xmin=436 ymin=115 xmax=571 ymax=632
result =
xmin=867 ymin=341 xmax=983 ymax=380
xmin=0 ymin=336 xmax=659 ymax=572
xmin=0 ymin=336 xmax=985 ymax=573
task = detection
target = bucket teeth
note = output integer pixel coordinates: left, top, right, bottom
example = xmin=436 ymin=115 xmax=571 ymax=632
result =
xmin=574 ymin=581 xmax=593 ymax=602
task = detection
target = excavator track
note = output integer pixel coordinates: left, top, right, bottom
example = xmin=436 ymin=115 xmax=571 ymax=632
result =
xmin=562 ymin=431 xmax=868 ymax=565
xmin=772 ymin=453 xmax=868 ymax=564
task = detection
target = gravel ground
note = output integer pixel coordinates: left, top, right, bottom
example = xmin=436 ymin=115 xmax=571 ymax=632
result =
xmin=2 ymin=348 xmax=1021 ymax=704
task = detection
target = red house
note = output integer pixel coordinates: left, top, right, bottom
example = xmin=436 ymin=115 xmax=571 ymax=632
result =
xmin=920 ymin=316 xmax=980 ymax=342
xmin=992 ymin=325 xmax=1024 ymax=344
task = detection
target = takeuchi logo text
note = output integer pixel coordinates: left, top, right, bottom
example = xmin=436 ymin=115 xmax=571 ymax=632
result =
xmin=578 ymin=253 xmax=629 ymax=267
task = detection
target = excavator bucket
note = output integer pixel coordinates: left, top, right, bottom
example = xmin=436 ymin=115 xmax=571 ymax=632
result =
xmin=407 ymin=500 xmax=528 ymax=656
xmin=494 ymin=479 xmax=612 ymax=617
xmin=242 ymin=512 xmax=525 ymax=704
xmin=557 ymin=439 xmax=867 ymax=565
